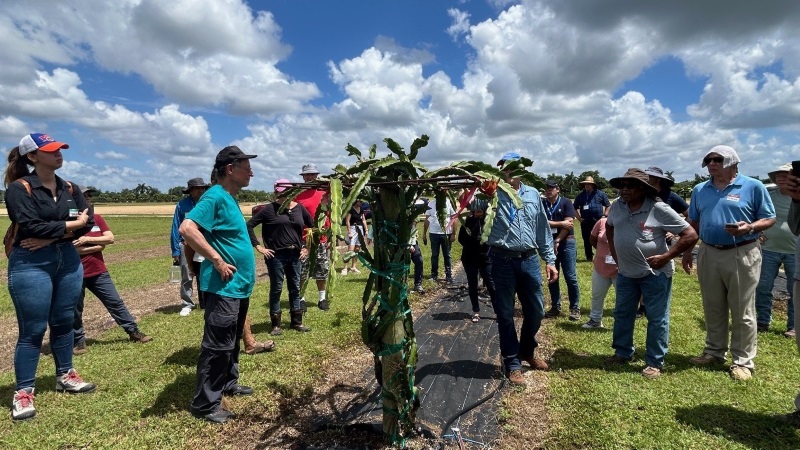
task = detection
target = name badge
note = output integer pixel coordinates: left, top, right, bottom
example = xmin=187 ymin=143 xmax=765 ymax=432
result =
xmin=583 ymin=205 xmax=589 ymax=210
xmin=69 ymin=208 xmax=79 ymax=218
xmin=90 ymin=225 xmax=101 ymax=232
xmin=605 ymin=255 xmax=616 ymax=265
xmin=725 ymin=195 xmax=740 ymax=202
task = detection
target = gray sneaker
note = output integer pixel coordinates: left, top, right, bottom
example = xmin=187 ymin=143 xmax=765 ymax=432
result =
xmin=56 ymin=368 xmax=96 ymax=394
xmin=569 ymin=308 xmax=581 ymax=321
xmin=581 ymin=319 xmax=604 ymax=329
xmin=11 ymin=388 xmax=35 ymax=421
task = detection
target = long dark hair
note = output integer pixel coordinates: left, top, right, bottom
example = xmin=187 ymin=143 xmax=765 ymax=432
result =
xmin=4 ymin=147 xmax=32 ymax=188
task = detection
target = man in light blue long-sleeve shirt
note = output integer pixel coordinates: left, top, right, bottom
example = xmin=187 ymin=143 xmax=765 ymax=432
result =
xmin=484 ymin=151 xmax=558 ymax=386
xmin=171 ymin=177 xmax=210 ymax=316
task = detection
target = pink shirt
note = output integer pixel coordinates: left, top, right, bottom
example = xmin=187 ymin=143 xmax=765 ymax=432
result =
xmin=591 ymin=218 xmax=618 ymax=279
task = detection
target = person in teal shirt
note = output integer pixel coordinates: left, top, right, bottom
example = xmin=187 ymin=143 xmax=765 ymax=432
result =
xmin=180 ymin=145 xmax=258 ymax=424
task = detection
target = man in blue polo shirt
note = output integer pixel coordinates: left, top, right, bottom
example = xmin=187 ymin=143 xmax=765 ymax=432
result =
xmin=682 ymin=145 xmax=775 ymax=381
xmin=542 ymin=179 xmax=581 ymax=321
xmin=480 ymin=152 xmax=557 ymax=386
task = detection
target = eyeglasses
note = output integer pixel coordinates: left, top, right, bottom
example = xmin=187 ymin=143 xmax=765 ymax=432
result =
xmin=618 ymin=181 xmax=641 ymax=189
xmin=704 ymin=156 xmax=724 ymax=164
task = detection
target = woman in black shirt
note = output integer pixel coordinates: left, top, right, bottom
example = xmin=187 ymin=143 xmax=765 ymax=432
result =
xmin=247 ymin=179 xmax=313 ymax=335
xmin=5 ymin=133 xmax=96 ymax=421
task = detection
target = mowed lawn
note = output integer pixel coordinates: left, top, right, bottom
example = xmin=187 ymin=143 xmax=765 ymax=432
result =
xmin=0 ymin=215 xmax=797 ymax=448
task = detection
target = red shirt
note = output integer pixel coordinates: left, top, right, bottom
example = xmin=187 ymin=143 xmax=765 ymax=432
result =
xmin=80 ymin=214 xmax=110 ymax=278
xmin=295 ymin=189 xmax=329 ymax=243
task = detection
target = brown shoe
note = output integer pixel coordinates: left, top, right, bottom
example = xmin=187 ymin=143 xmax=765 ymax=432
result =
xmin=689 ymin=353 xmax=725 ymax=366
xmin=244 ymin=340 xmax=275 ymax=355
xmin=128 ymin=331 xmax=152 ymax=343
xmin=523 ymin=356 xmax=549 ymax=371
xmin=642 ymin=366 xmax=661 ymax=379
xmin=73 ymin=341 xmax=87 ymax=356
xmin=730 ymin=365 xmax=752 ymax=381
xmin=507 ymin=370 xmax=526 ymax=386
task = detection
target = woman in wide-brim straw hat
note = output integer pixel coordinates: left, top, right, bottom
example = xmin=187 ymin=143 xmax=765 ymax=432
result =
xmin=604 ymin=168 xmax=698 ymax=379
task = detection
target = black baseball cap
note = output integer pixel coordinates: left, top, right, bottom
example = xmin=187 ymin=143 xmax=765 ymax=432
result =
xmin=214 ymin=145 xmax=257 ymax=168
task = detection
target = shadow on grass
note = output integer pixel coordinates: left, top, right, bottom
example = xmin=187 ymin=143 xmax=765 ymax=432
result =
xmin=0 ymin=375 xmax=57 ymax=401
xmin=164 ymin=345 xmax=200 ymax=367
xmin=249 ymin=380 xmax=387 ymax=450
xmin=140 ymin=372 xmax=195 ymax=418
xmin=553 ymin=321 xmax=609 ymax=333
xmin=154 ymin=304 xmax=183 ymax=315
xmin=675 ymin=404 xmax=800 ymax=448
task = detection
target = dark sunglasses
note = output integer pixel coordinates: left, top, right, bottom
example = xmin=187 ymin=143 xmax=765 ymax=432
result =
xmin=618 ymin=181 xmax=641 ymax=189
xmin=704 ymin=156 xmax=724 ymax=164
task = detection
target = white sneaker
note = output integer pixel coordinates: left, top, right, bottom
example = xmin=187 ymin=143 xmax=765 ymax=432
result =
xmin=340 ymin=268 xmax=348 ymax=276
xmin=350 ymin=267 xmax=361 ymax=274
xmin=11 ymin=388 xmax=35 ymax=420
xmin=56 ymin=368 xmax=96 ymax=394
xmin=179 ymin=306 xmax=193 ymax=317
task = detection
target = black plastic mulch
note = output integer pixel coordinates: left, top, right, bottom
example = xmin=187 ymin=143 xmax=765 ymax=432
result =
xmin=319 ymin=272 xmax=504 ymax=448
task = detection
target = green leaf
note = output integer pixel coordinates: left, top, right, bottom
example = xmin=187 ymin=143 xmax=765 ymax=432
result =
xmin=345 ymin=143 xmax=362 ymax=158
xmin=408 ymin=135 xmax=429 ymax=160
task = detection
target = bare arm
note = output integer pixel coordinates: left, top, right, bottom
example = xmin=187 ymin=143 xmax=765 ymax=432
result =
xmin=179 ymin=219 xmax=236 ymax=281
xmin=681 ymin=219 xmax=700 ymax=274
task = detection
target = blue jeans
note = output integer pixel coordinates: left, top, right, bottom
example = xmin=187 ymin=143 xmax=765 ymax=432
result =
xmin=73 ymin=271 xmax=139 ymax=345
xmin=490 ymin=251 xmax=545 ymax=373
xmin=612 ymin=272 xmax=672 ymax=368
xmin=548 ymin=238 xmax=580 ymax=311
xmin=265 ymin=249 xmax=302 ymax=313
xmin=429 ymin=233 xmax=452 ymax=280
xmin=756 ymin=249 xmax=795 ymax=330
xmin=8 ymin=242 xmax=84 ymax=389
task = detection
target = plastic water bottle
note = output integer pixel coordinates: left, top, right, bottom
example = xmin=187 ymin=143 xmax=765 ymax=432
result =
xmin=170 ymin=264 xmax=181 ymax=283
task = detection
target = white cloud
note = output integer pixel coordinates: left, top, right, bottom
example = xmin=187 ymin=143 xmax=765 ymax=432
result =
xmin=95 ymin=151 xmax=128 ymax=160
xmin=447 ymin=9 xmax=471 ymax=42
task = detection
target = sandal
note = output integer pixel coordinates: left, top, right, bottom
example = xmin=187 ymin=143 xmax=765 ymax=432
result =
xmin=244 ymin=340 xmax=275 ymax=355
xmin=472 ymin=313 xmax=480 ymax=323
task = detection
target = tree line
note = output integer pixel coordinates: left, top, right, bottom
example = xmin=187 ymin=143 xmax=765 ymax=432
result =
xmin=0 ymin=171 xmax=770 ymax=204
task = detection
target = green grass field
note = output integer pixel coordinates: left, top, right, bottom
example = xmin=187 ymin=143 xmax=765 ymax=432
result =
xmin=0 ymin=216 xmax=798 ymax=449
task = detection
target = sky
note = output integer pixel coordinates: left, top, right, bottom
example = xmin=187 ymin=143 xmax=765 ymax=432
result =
xmin=1 ymin=0 xmax=800 ymax=192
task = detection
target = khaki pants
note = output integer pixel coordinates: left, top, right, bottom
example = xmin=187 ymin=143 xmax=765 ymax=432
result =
xmin=697 ymin=242 xmax=761 ymax=369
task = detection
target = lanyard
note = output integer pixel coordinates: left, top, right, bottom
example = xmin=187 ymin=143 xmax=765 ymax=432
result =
xmin=545 ymin=197 xmax=561 ymax=220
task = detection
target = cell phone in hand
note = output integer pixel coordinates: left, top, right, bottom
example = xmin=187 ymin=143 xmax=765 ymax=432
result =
xmin=792 ymin=160 xmax=800 ymax=177
xmin=724 ymin=223 xmax=738 ymax=228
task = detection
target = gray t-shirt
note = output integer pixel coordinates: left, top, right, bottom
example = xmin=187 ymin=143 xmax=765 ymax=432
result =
xmin=763 ymin=186 xmax=796 ymax=254
xmin=607 ymin=197 xmax=689 ymax=279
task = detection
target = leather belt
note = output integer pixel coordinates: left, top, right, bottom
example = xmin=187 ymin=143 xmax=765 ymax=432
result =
xmin=707 ymin=238 xmax=757 ymax=250
xmin=489 ymin=246 xmax=537 ymax=259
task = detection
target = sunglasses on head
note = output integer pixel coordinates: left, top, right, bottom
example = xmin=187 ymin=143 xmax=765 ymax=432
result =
xmin=704 ymin=156 xmax=724 ymax=164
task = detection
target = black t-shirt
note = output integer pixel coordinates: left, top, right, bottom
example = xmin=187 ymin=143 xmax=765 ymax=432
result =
xmin=247 ymin=202 xmax=313 ymax=251
xmin=347 ymin=206 xmax=364 ymax=226
xmin=542 ymin=196 xmax=576 ymax=237
xmin=4 ymin=173 xmax=93 ymax=245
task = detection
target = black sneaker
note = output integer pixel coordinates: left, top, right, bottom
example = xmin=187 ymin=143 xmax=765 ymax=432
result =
xmin=318 ymin=299 xmax=330 ymax=311
xmin=413 ymin=285 xmax=425 ymax=294
xmin=569 ymin=308 xmax=581 ymax=321
xmin=757 ymin=323 xmax=769 ymax=333
xmin=544 ymin=308 xmax=561 ymax=318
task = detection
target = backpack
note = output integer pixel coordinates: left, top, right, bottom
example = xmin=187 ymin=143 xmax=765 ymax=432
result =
xmin=4 ymin=179 xmax=74 ymax=257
